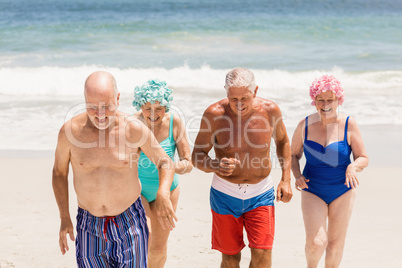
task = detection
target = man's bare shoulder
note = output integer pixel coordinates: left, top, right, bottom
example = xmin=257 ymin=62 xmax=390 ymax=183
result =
xmin=59 ymin=112 xmax=87 ymax=136
xmin=203 ymin=99 xmax=228 ymax=118
xmin=117 ymin=110 xmax=130 ymax=118
xmin=123 ymin=113 xmax=146 ymax=129
xmin=123 ymin=113 xmax=151 ymax=143
xmin=130 ymin=111 xmax=142 ymax=119
xmin=256 ymin=97 xmax=278 ymax=110
xmin=56 ymin=113 xmax=87 ymax=149
xmin=256 ymin=97 xmax=282 ymax=116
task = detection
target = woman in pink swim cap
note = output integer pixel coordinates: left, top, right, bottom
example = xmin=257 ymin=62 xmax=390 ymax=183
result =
xmin=291 ymin=75 xmax=369 ymax=267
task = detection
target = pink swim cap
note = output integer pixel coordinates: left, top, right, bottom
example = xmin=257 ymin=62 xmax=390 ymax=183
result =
xmin=310 ymin=75 xmax=345 ymax=106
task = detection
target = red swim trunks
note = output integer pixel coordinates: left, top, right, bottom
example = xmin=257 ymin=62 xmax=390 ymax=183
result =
xmin=210 ymin=174 xmax=275 ymax=255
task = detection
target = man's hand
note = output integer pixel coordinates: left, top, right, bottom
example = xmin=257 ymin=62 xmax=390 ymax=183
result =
xmin=154 ymin=191 xmax=178 ymax=231
xmin=217 ymin=157 xmax=240 ymax=177
xmin=276 ymin=180 xmax=293 ymax=203
xmin=59 ymin=217 xmax=75 ymax=255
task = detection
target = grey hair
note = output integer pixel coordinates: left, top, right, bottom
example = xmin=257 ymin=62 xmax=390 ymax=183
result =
xmin=224 ymin=67 xmax=257 ymax=92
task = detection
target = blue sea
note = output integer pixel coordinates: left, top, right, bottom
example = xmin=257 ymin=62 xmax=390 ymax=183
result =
xmin=0 ymin=0 xmax=401 ymax=150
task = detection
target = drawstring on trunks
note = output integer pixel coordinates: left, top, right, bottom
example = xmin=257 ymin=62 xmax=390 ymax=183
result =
xmin=238 ymin=184 xmax=249 ymax=194
xmin=102 ymin=216 xmax=119 ymax=242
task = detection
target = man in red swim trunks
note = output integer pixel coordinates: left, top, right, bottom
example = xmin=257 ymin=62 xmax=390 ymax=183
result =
xmin=192 ymin=67 xmax=293 ymax=267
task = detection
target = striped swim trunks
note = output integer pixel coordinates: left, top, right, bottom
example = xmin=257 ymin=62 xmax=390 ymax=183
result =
xmin=210 ymin=174 xmax=275 ymax=255
xmin=75 ymin=197 xmax=149 ymax=268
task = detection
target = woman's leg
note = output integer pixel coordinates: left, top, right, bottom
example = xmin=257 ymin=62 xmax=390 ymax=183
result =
xmin=301 ymin=191 xmax=329 ymax=268
xmin=143 ymin=186 xmax=180 ymax=268
xmin=325 ymin=189 xmax=356 ymax=268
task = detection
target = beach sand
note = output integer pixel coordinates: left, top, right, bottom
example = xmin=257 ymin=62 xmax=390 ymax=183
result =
xmin=1 ymin=125 xmax=401 ymax=267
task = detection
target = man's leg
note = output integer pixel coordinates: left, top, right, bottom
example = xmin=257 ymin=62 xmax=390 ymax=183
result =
xmin=210 ymin=186 xmax=245 ymax=257
xmin=113 ymin=198 xmax=149 ymax=268
xmin=250 ymin=248 xmax=272 ymax=268
xmin=221 ymin=252 xmax=241 ymax=268
xmin=76 ymin=207 xmax=112 ymax=268
xmin=76 ymin=227 xmax=111 ymax=268
xmin=243 ymin=205 xmax=275 ymax=268
xmin=325 ymin=190 xmax=356 ymax=268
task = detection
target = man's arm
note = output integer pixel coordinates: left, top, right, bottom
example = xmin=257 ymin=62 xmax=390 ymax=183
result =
xmin=131 ymin=120 xmax=177 ymax=230
xmin=52 ymin=123 xmax=75 ymax=254
xmin=270 ymin=104 xmax=293 ymax=203
xmin=191 ymin=106 xmax=239 ymax=176
xmin=191 ymin=108 xmax=216 ymax=172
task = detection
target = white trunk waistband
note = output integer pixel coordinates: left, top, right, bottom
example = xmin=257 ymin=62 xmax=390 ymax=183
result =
xmin=212 ymin=173 xmax=274 ymax=200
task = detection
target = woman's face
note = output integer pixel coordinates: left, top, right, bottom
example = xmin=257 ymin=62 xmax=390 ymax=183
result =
xmin=315 ymin=90 xmax=338 ymax=118
xmin=141 ymin=101 xmax=166 ymax=126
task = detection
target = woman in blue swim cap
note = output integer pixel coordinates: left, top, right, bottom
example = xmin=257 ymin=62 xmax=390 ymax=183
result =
xmin=133 ymin=79 xmax=193 ymax=267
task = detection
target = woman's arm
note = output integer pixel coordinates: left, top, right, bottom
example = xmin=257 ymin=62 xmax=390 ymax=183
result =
xmin=345 ymin=117 xmax=369 ymax=188
xmin=291 ymin=119 xmax=309 ymax=190
xmin=173 ymin=113 xmax=193 ymax=174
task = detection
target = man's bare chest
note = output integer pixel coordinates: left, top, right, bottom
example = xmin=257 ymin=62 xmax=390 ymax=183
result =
xmin=71 ymin=146 xmax=134 ymax=169
xmin=214 ymin=118 xmax=273 ymax=150
xmin=68 ymin=130 xmax=138 ymax=169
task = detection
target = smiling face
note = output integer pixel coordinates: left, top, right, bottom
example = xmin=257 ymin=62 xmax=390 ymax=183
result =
xmin=85 ymin=91 xmax=119 ymax=130
xmin=227 ymin=86 xmax=257 ymax=116
xmin=315 ymin=90 xmax=338 ymax=119
xmin=84 ymin=71 xmax=119 ymax=130
xmin=141 ymin=101 xmax=166 ymax=126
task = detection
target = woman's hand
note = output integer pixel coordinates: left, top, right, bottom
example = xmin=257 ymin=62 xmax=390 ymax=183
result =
xmin=295 ymin=175 xmax=309 ymax=191
xmin=345 ymin=163 xmax=359 ymax=188
xmin=174 ymin=160 xmax=193 ymax=175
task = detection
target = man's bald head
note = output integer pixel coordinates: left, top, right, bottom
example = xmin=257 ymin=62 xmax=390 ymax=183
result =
xmin=84 ymin=71 xmax=118 ymax=99
xmin=83 ymin=71 xmax=120 ymax=130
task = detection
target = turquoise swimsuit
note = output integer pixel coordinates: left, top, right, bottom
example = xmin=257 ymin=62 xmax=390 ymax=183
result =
xmin=138 ymin=113 xmax=179 ymax=202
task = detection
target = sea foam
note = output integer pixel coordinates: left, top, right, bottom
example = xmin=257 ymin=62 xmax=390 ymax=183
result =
xmin=0 ymin=65 xmax=401 ymax=150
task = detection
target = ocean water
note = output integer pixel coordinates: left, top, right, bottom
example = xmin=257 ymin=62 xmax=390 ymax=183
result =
xmin=0 ymin=0 xmax=401 ymax=150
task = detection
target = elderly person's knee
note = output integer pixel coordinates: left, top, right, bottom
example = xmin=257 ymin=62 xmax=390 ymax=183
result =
xmin=326 ymin=239 xmax=345 ymax=255
xmin=250 ymin=248 xmax=272 ymax=267
xmin=221 ymin=253 xmax=241 ymax=267
xmin=149 ymin=243 xmax=167 ymax=257
xmin=306 ymin=235 xmax=328 ymax=254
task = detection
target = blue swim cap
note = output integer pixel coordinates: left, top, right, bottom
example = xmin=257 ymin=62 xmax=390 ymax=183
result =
xmin=132 ymin=79 xmax=173 ymax=112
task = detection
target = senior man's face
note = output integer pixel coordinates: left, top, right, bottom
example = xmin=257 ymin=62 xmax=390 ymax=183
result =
xmin=227 ymin=86 xmax=257 ymax=116
xmin=85 ymin=91 xmax=119 ymax=130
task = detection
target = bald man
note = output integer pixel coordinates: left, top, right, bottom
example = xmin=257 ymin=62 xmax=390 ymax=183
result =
xmin=52 ymin=71 xmax=177 ymax=267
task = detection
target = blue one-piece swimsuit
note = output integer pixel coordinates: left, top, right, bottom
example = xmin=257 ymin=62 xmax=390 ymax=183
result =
xmin=303 ymin=116 xmax=352 ymax=204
